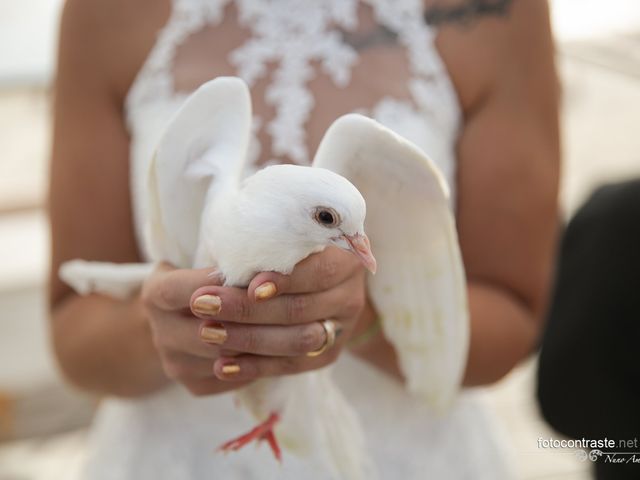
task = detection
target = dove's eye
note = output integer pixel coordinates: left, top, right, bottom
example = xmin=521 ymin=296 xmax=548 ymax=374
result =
xmin=314 ymin=207 xmax=340 ymax=228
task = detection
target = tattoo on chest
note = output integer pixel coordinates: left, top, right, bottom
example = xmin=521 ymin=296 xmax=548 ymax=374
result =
xmin=339 ymin=25 xmax=399 ymax=52
xmin=337 ymin=0 xmax=513 ymax=52
xmin=424 ymin=0 xmax=514 ymax=26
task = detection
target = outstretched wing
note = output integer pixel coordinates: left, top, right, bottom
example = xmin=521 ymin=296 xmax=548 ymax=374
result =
xmin=313 ymin=114 xmax=469 ymax=411
xmin=147 ymin=77 xmax=252 ymax=268
xmin=59 ymin=77 xmax=252 ymax=298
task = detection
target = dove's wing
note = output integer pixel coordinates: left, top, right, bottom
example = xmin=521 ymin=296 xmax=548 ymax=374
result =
xmin=59 ymin=77 xmax=252 ymax=297
xmin=313 ymin=114 xmax=469 ymax=410
xmin=147 ymin=77 xmax=252 ymax=268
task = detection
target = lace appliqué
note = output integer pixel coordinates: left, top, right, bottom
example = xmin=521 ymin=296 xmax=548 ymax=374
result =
xmin=231 ymin=0 xmax=359 ymax=164
xmin=126 ymin=0 xmax=461 ymax=166
xmin=125 ymin=0 xmax=233 ymax=122
xmin=365 ymin=0 xmax=460 ymax=138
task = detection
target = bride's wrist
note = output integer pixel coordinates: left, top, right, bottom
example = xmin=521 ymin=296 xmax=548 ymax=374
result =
xmin=347 ymin=301 xmax=382 ymax=350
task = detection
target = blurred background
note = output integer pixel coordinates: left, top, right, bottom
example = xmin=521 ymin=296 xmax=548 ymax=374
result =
xmin=0 ymin=0 xmax=639 ymax=478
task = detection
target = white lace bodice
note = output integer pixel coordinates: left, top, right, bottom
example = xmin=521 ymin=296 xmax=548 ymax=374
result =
xmin=82 ymin=1 xmax=513 ymax=479
xmin=127 ymin=0 xmax=460 ymax=160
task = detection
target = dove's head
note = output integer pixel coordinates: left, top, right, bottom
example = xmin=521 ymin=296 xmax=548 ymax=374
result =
xmin=240 ymin=164 xmax=377 ymax=273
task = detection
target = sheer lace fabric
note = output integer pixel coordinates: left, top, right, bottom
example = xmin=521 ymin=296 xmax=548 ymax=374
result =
xmin=84 ymin=1 xmax=513 ymax=479
xmin=126 ymin=0 xmax=460 ymax=168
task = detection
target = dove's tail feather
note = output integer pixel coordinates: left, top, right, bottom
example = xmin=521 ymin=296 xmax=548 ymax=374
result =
xmin=59 ymin=260 xmax=153 ymax=300
xmin=312 ymin=369 xmax=376 ymax=480
xmin=275 ymin=371 xmax=376 ymax=480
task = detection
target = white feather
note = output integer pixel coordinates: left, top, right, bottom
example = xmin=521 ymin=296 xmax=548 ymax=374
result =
xmin=148 ymin=77 xmax=251 ymax=268
xmin=59 ymin=260 xmax=153 ymax=300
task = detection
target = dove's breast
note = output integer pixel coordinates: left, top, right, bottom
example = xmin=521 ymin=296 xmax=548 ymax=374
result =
xmin=197 ymin=194 xmax=325 ymax=287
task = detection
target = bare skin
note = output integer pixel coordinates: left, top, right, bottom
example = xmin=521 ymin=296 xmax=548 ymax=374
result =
xmin=49 ymin=0 xmax=560 ymax=397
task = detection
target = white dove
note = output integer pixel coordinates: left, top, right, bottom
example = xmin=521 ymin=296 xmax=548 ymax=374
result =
xmin=60 ymin=77 xmax=469 ymax=479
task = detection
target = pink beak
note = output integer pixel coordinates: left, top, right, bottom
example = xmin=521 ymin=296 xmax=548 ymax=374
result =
xmin=344 ymin=233 xmax=377 ymax=274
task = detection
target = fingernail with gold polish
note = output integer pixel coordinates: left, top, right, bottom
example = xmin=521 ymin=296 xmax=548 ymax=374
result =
xmin=221 ymin=363 xmax=240 ymax=375
xmin=255 ymin=281 xmax=277 ymax=301
xmin=193 ymin=294 xmax=222 ymax=316
xmin=200 ymin=322 xmax=227 ymax=344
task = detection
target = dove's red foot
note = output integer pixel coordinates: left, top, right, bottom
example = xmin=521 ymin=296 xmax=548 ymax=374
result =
xmin=218 ymin=412 xmax=281 ymax=462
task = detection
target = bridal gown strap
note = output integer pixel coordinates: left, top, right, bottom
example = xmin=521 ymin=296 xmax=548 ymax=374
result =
xmin=83 ymin=1 xmax=514 ymax=478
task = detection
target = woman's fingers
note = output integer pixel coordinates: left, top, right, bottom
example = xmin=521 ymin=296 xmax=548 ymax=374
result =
xmin=213 ymin=350 xmax=339 ymax=382
xmin=247 ymin=246 xmax=362 ymax=297
xmin=154 ymin=314 xmax=335 ymax=382
xmin=159 ymin=352 xmax=252 ymax=396
xmin=199 ymin=320 xmax=330 ymax=357
xmin=142 ymin=263 xmax=223 ymax=311
xmin=161 ymin=351 xmax=219 ymax=380
xmin=139 ymin=250 xmax=366 ymax=390
xmin=150 ymin=310 xmax=222 ymax=359
xmin=150 ymin=305 xmax=333 ymax=361
xmin=190 ymin=272 xmax=363 ymax=325
xmin=180 ymin=376 xmax=252 ymax=397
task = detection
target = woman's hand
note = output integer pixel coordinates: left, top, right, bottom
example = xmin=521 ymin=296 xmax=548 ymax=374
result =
xmin=190 ymin=246 xmax=371 ymax=382
xmin=140 ymin=263 xmax=249 ymax=396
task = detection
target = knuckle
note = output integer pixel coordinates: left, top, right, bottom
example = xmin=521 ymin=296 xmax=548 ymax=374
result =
xmin=241 ymin=329 xmax=261 ymax=353
xmin=232 ymin=298 xmax=253 ymax=321
xmin=315 ymin=259 xmax=339 ymax=290
xmin=286 ymin=295 xmax=308 ymax=323
xmin=279 ymin=356 xmax=300 ymax=375
xmin=296 ymin=324 xmax=322 ymax=354
xmin=155 ymin=279 xmax=177 ymax=310
xmin=196 ymin=342 xmax=220 ymax=360
xmin=250 ymin=361 xmax=264 ymax=378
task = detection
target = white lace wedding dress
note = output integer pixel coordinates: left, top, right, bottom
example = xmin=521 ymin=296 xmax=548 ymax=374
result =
xmin=82 ymin=1 xmax=513 ymax=478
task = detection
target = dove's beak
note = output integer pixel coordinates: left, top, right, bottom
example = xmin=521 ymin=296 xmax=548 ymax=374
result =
xmin=344 ymin=233 xmax=377 ymax=274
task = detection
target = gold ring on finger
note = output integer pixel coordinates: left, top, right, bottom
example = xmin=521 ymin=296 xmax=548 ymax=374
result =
xmin=306 ymin=319 xmax=337 ymax=357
